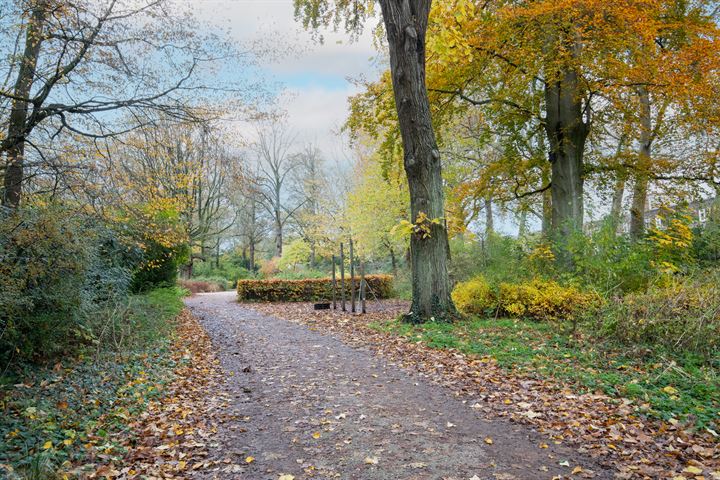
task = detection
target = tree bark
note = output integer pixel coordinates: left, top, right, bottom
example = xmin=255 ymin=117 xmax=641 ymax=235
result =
xmin=630 ymin=86 xmax=652 ymax=240
xmin=274 ymin=212 xmax=282 ymax=257
xmin=2 ymin=1 xmax=47 ymax=208
xmin=378 ymin=0 xmax=456 ymax=322
xmin=249 ymin=242 xmax=256 ymax=272
xmin=484 ymin=196 xmax=493 ymax=236
xmin=544 ymin=66 xmax=588 ymax=241
xmin=388 ymin=244 xmax=398 ymax=278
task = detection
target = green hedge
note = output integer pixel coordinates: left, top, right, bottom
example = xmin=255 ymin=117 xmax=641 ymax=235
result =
xmin=237 ymin=275 xmax=394 ymax=302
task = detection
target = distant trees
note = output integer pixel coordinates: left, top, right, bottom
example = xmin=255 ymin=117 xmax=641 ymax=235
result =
xmin=252 ymin=119 xmax=302 ymax=258
xmin=0 ymin=0 xmax=248 ymax=208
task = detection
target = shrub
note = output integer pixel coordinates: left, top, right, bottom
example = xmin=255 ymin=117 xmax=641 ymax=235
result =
xmin=237 ymin=275 xmax=394 ymax=302
xmin=178 ymin=276 xmax=229 ymax=293
xmin=259 ymin=257 xmax=280 ymax=278
xmin=599 ymin=272 xmax=720 ymax=359
xmin=0 ymin=205 xmax=140 ymax=363
xmin=451 ymin=276 xmax=496 ymax=315
xmin=498 ymin=279 xmax=602 ymax=321
xmin=131 ymin=240 xmax=188 ymax=292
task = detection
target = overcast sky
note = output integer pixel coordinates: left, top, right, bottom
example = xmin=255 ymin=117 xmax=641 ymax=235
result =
xmin=192 ymin=0 xmax=383 ymax=156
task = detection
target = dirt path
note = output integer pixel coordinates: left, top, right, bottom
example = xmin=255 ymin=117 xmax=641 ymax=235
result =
xmin=185 ymin=292 xmax=611 ymax=480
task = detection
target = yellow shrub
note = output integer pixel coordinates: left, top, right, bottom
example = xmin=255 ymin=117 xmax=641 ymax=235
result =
xmin=498 ymin=279 xmax=602 ymax=321
xmin=451 ymin=276 xmax=496 ymax=315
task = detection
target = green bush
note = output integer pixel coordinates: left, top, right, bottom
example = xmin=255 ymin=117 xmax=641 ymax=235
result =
xmin=192 ymin=259 xmax=255 ymax=287
xmin=131 ymin=240 xmax=188 ymax=292
xmin=237 ymin=275 xmax=394 ymax=302
xmin=598 ymin=271 xmax=720 ymax=359
xmin=0 ymin=206 xmax=118 ymax=362
xmin=451 ymin=276 xmax=495 ymax=315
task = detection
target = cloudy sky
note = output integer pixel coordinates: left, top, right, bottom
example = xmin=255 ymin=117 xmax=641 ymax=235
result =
xmin=193 ymin=0 xmax=383 ymax=155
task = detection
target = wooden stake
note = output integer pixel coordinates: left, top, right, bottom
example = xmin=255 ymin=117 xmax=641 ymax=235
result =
xmin=331 ymin=255 xmax=337 ymax=310
xmin=360 ymin=261 xmax=366 ymax=314
xmin=350 ymin=238 xmax=356 ymax=313
xmin=340 ymin=243 xmax=346 ymax=312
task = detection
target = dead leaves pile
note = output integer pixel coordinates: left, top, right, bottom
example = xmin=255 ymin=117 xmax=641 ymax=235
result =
xmin=80 ymin=309 xmax=230 ymax=479
xmin=248 ymin=301 xmax=719 ymax=480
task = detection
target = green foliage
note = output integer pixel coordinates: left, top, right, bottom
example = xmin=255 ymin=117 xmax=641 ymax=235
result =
xmin=448 ymin=234 xmax=527 ymax=285
xmin=271 ymin=267 xmax=328 ymax=280
xmin=0 ymin=205 xmax=141 ymax=364
xmin=372 ymin=315 xmax=719 ymax=428
xmin=451 ymin=276 xmax=495 ymax=316
xmin=597 ymin=271 xmax=720 ymax=360
xmin=131 ymin=240 xmax=188 ymax=293
xmin=192 ymin=252 xmax=256 ymax=287
xmin=561 ymin=222 xmax=654 ymax=294
xmin=0 ymin=287 xmax=185 ymax=478
xmin=277 ymin=239 xmax=311 ymax=271
xmin=236 ymin=275 xmax=394 ymax=302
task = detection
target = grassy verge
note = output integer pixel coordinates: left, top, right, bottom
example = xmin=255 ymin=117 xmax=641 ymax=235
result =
xmin=0 ymin=287 xmax=186 ymax=479
xmin=370 ymin=316 xmax=719 ymax=429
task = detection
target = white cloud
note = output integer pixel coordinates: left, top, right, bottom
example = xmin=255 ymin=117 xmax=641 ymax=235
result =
xmin=191 ymin=0 xmax=381 ymax=160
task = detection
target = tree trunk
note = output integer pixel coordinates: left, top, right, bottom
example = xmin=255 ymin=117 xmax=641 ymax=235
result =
xmin=484 ymin=196 xmax=493 ymax=236
xmin=630 ymin=86 xmax=652 ymax=240
xmin=610 ymin=176 xmax=625 ymax=231
xmin=274 ymin=212 xmax=282 ymax=257
xmin=544 ymin=67 xmax=588 ymax=240
xmin=309 ymin=241 xmax=316 ymax=267
xmin=2 ymin=1 xmax=47 ymax=208
xmin=249 ymin=241 xmax=256 ymax=272
xmin=388 ymin=244 xmax=398 ymax=278
xmin=378 ymin=0 xmax=456 ymax=322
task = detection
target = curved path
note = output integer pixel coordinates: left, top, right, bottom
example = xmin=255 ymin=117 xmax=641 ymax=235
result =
xmin=185 ymin=292 xmax=610 ymax=480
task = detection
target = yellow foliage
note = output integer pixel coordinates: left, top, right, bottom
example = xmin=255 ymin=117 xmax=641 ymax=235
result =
xmin=451 ymin=276 xmax=495 ymax=315
xmin=498 ymin=279 xmax=602 ymax=321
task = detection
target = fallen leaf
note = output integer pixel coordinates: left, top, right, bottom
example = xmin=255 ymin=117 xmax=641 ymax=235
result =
xmin=364 ymin=456 xmax=379 ymax=465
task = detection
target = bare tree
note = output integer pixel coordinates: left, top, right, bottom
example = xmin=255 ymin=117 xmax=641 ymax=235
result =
xmin=289 ymin=143 xmax=327 ymax=266
xmin=252 ymin=119 xmax=302 ymax=257
xmin=0 ymin=0 xmax=248 ymax=207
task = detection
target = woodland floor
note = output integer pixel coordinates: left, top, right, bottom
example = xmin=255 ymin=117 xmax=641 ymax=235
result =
xmin=184 ymin=292 xmax=614 ymax=480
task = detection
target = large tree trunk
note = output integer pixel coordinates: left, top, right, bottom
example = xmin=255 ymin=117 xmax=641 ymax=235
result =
xmin=630 ymin=86 xmax=652 ymax=240
xmin=2 ymin=1 xmax=47 ymax=208
xmin=249 ymin=241 xmax=256 ymax=272
xmin=274 ymin=211 xmax=282 ymax=257
xmin=544 ymin=67 xmax=588 ymax=240
xmin=379 ymin=0 xmax=456 ymax=322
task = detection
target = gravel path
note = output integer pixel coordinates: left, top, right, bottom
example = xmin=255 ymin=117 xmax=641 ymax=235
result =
xmin=185 ymin=292 xmax=610 ymax=480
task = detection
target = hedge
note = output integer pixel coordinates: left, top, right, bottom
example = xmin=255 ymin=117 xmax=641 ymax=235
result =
xmin=237 ymin=275 xmax=394 ymax=302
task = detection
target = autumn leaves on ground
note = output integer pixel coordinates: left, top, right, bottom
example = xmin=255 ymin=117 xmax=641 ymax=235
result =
xmin=2 ymin=0 xmax=720 ymax=479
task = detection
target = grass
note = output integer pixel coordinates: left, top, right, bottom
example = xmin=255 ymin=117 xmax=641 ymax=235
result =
xmin=370 ymin=315 xmax=719 ymax=429
xmin=0 ymin=287 xmax=187 ymax=480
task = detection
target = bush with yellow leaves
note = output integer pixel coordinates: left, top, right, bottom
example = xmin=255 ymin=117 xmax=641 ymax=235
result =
xmin=451 ymin=275 xmax=496 ymax=315
xmin=498 ymin=279 xmax=603 ymax=322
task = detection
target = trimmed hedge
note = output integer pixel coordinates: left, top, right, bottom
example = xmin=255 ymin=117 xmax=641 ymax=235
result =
xmin=237 ymin=275 xmax=394 ymax=302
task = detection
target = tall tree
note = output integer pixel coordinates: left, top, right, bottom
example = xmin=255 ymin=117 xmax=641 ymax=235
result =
xmin=295 ymin=0 xmax=458 ymax=321
xmin=253 ymin=119 xmax=301 ymax=258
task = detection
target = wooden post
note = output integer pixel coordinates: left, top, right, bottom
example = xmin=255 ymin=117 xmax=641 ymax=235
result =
xmin=340 ymin=243 xmax=346 ymax=312
xmin=331 ymin=255 xmax=337 ymax=310
xmin=360 ymin=261 xmax=366 ymax=314
xmin=350 ymin=238 xmax=356 ymax=313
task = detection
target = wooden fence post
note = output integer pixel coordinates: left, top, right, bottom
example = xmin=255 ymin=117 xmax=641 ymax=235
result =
xmin=340 ymin=243 xmax=346 ymax=312
xmin=331 ymin=255 xmax=337 ymax=310
xmin=350 ymin=238 xmax=356 ymax=313
xmin=360 ymin=260 xmax=366 ymax=314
